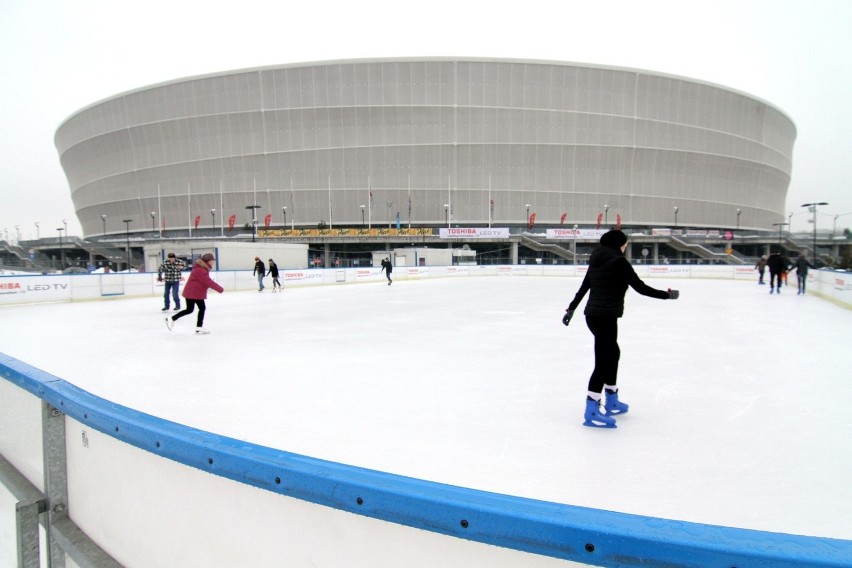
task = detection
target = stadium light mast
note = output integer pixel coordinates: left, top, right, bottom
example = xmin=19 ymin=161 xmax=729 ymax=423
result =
xmin=122 ymin=219 xmax=132 ymax=271
xmin=604 ymin=204 xmax=609 ymax=227
xmin=772 ymin=222 xmax=789 ymax=250
xmin=673 ymin=206 xmax=679 ymax=228
xmin=34 ymin=222 xmax=40 ymax=239
xmin=245 ymin=205 xmax=261 ymax=242
xmin=56 ymin=227 xmax=64 ymax=269
xmin=801 ymin=202 xmax=828 ymax=264
xmin=101 ymin=214 xmax=107 ymax=235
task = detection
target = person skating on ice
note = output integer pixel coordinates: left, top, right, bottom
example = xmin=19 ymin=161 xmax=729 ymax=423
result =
xmin=268 ymin=258 xmax=282 ymax=292
xmin=157 ymin=252 xmax=186 ymax=311
xmin=791 ymin=254 xmax=816 ymax=295
xmin=766 ymin=250 xmax=788 ymax=294
xmin=165 ymin=253 xmax=223 ymax=334
xmin=754 ymin=255 xmax=767 ymax=285
xmin=380 ymin=257 xmax=393 ymax=285
xmin=563 ymin=229 xmax=679 ymax=428
xmin=253 ymin=257 xmax=266 ymax=291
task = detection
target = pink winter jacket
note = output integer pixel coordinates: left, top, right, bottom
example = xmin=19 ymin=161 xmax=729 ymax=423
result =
xmin=181 ymin=259 xmax=224 ymax=300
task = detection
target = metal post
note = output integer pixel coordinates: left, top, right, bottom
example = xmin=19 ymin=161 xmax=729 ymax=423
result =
xmin=100 ymin=215 xmax=106 ymax=235
xmin=772 ymin=222 xmax=789 ymax=250
xmin=801 ymin=201 xmax=828 ymax=264
xmin=122 ymin=219 xmax=132 ymax=270
xmin=42 ymin=402 xmax=68 ymax=567
xmin=245 ymin=205 xmax=260 ymax=243
xmin=56 ymin=228 xmax=64 ymax=269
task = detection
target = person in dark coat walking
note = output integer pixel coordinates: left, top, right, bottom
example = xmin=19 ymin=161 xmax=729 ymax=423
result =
xmin=253 ymin=257 xmax=266 ymax=292
xmin=268 ymin=258 xmax=282 ymax=292
xmin=380 ymin=257 xmax=393 ymax=285
xmin=766 ymin=251 xmax=788 ymax=294
xmin=563 ymin=230 xmax=679 ymax=428
xmin=791 ymin=254 xmax=815 ymax=295
xmin=165 ymin=253 xmax=223 ymax=334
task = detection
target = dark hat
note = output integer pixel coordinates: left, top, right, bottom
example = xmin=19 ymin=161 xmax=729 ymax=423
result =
xmin=600 ymin=229 xmax=628 ymax=249
xmin=201 ymin=253 xmax=215 ymax=262
xmin=167 ymin=252 xmax=176 ymax=258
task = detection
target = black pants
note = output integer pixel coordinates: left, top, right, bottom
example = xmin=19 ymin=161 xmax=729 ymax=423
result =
xmin=585 ymin=315 xmax=620 ymax=394
xmin=173 ymin=299 xmax=206 ymax=327
xmin=769 ymin=271 xmax=782 ymax=289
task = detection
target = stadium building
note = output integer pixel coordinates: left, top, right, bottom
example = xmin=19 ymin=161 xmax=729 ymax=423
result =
xmin=49 ymin=58 xmax=801 ymax=268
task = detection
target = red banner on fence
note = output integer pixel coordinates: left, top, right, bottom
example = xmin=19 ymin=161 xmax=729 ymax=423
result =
xmin=194 ymin=215 xmax=201 ymax=229
xmin=264 ymin=213 xmax=272 ymax=228
xmin=596 ymin=213 xmax=603 ymax=229
xmin=560 ymin=213 xmax=567 ymax=224
xmin=228 ymin=214 xmax=236 ymax=231
xmin=528 ymin=213 xmax=536 ymax=229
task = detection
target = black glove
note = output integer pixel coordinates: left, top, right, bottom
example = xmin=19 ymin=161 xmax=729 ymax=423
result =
xmin=562 ymin=309 xmax=575 ymax=326
xmin=667 ymin=289 xmax=680 ymax=300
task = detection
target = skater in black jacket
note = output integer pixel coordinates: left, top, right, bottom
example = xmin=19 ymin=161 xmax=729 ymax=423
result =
xmin=766 ymin=251 xmax=788 ymax=294
xmin=791 ymin=254 xmax=815 ymax=295
xmin=563 ymin=230 xmax=679 ymax=428
xmin=268 ymin=259 xmax=282 ymax=292
xmin=380 ymin=257 xmax=393 ymax=285
xmin=253 ymin=257 xmax=266 ymax=292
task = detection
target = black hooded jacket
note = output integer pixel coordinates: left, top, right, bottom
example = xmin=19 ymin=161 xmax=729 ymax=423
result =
xmin=568 ymin=245 xmax=669 ymax=317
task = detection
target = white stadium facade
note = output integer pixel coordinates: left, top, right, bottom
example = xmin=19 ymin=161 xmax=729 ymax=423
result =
xmin=56 ymin=57 xmax=795 ymax=236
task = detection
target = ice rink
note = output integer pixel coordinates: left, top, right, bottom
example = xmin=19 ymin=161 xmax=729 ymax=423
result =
xmin=1 ymin=274 xmax=850 ymax=541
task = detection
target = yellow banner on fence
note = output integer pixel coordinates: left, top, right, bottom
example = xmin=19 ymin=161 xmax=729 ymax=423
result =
xmin=259 ymin=228 xmax=433 ymax=238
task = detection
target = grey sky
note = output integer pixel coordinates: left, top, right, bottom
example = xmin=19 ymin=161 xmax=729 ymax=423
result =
xmin=1 ymin=0 xmax=849 ymax=239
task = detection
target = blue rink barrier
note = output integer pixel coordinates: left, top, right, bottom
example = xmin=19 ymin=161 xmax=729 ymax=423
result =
xmin=2 ymin=352 xmax=851 ymax=567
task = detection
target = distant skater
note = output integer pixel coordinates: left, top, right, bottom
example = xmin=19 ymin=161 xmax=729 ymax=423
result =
xmin=380 ymin=257 xmax=393 ymax=285
xmin=791 ymin=254 xmax=815 ymax=295
xmin=268 ymin=258 xmax=282 ymax=292
xmin=165 ymin=253 xmax=223 ymax=335
xmin=754 ymin=255 xmax=767 ymax=285
xmin=766 ymin=251 xmax=788 ymax=294
xmin=253 ymin=257 xmax=266 ymax=292
xmin=157 ymin=252 xmax=186 ymax=311
xmin=563 ymin=230 xmax=679 ymax=428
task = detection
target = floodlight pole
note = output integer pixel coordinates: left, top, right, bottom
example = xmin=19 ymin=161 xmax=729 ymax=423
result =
xmin=246 ymin=205 xmax=261 ymax=242
xmin=122 ymin=219 xmax=132 ymax=270
xmin=801 ymin=202 xmax=828 ymax=264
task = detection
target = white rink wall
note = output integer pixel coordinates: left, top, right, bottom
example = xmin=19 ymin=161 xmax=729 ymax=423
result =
xmin=1 ymin=264 xmax=850 ymax=309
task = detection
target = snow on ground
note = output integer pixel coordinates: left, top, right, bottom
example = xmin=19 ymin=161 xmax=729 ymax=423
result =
xmin=1 ymin=275 xmax=850 ymax=539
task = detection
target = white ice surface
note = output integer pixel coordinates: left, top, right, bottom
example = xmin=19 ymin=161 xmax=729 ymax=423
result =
xmin=1 ymin=276 xmax=850 ymax=540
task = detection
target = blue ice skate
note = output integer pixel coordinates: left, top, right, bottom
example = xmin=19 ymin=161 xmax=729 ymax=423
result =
xmin=584 ymin=399 xmax=616 ymax=428
xmin=604 ymin=391 xmax=629 ymax=416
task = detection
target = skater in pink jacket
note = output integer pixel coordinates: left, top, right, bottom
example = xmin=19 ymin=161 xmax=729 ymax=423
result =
xmin=165 ymin=253 xmax=223 ymax=334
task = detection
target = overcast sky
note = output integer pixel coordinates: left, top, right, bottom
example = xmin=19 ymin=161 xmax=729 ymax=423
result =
xmin=1 ymin=0 xmax=850 ymax=239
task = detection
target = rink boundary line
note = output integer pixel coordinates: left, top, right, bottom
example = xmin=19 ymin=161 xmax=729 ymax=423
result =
xmin=2 ymin=353 xmax=850 ymax=567
xmin=2 ymin=265 xmax=849 ymax=310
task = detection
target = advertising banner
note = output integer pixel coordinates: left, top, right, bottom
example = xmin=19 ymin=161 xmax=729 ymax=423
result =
xmin=0 ymin=275 xmax=72 ymax=305
xmin=545 ymin=228 xmax=606 ymax=240
xmin=438 ymin=228 xmax=509 ymax=239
